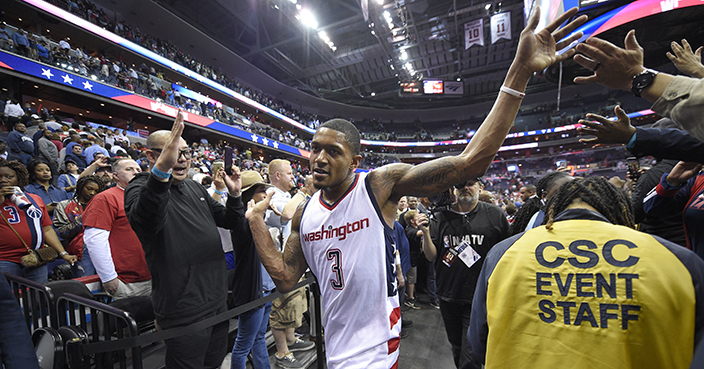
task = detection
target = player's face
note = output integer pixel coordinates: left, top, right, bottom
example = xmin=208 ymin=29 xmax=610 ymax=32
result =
xmin=309 ymin=128 xmax=359 ymax=190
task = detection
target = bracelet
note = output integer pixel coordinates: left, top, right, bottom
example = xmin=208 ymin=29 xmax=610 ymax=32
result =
xmin=499 ymin=85 xmax=526 ymax=99
xmin=214 ymin=189 xmax=224 ymax=196
xmin=59 ymin=251 xmax=69 ymax=256
xmin=151 ymin=166 xmax=172 ymax=179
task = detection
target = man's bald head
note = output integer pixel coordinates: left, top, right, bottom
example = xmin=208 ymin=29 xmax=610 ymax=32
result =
xmin=146 ymin=130 xmax=171 ymax=149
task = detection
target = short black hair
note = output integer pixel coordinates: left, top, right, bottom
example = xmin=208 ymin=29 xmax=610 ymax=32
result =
xmin=318 ymin=119 xmax=361 ymax=156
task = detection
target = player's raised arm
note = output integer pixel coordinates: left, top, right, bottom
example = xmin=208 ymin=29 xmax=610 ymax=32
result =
xmin=372 ymin=7 xmax=587 ymax=202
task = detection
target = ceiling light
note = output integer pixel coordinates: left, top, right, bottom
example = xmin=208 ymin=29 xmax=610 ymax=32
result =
xmin=296 ymin=4 xmax=302 ymax=10
xmin=401 ymin=50 xmax=408 ymax=60
xmin=371 ymin=92 xmax=376 ymax=96
xmin=376 ymin=0 xmax=384 ymax=4
xmin=485 ymin=4 xmax=491 ymax=10
xmin=299 ymin=9 xmax=318 ymax=29
xmin=371 ymin=30 xmax=376 ymax=35
xmin=289 ymin=0 xmax=297 ymax=3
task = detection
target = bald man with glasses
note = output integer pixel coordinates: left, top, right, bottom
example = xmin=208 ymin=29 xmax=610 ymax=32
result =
xmin=125 ymin=112 xmax=244 ymax=368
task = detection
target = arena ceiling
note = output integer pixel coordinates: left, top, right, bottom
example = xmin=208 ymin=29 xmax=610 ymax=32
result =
xmin=137 ymin=0 xmax=529 ymax=109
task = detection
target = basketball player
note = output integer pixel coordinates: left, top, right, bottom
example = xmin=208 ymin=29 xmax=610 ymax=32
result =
xmin=247 ymin=7 xmax=587 ymax=369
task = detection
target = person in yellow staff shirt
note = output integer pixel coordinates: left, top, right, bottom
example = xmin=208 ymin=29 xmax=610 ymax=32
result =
xmin=469 ymin=176 xmax=704 ymax=369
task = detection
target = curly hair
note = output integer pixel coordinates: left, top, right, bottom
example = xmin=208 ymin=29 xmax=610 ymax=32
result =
xmin=74 ymin=175 xmax=106 ymax=201
xmin=27 ymin=159 xmax=53 ymax=184
xmin=0 ymin=158 xmax=29 ymax=188
xmin=543 ymin=176 xmax=634 ymax=229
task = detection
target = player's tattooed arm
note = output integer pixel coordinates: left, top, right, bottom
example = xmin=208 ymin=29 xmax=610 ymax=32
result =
xmin=248 ymin=193 xmax=308 ymax=293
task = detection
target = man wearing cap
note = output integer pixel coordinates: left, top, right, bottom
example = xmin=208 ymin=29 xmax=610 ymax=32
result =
xmin=420 ymin=177 xmax=509 ymax=368
xmin=125 ymin=112 xmax=244 ymax=368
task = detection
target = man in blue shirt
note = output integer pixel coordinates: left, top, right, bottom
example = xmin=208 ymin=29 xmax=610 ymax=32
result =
xmin=11 ymin=29 xmax=30 ymax=57
xmin=84 ymin=138 xmax=110 ymax=163
xmin=7 ymin=123 xmax=34 ymax=166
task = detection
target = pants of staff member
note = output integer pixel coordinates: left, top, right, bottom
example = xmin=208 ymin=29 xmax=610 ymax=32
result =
xmin=438 ymin=300 xmax=481 ymax=369
xmin=427 ymin=259 xmax=438 ymax=303
xmin=164 ymin=307 xmax=228 ymax=369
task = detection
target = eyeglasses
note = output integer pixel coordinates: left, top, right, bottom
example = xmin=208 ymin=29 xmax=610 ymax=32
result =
xmin=150 ymin=148 xmax=192 ymax=160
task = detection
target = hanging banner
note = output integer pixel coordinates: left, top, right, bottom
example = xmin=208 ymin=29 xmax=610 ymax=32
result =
xmin=361 ymin=0 xmax=369 ymax=22
xmin=490 ymin=11 xmax=512 ymax=44
xmin=464 ymin=19 xmax=484 ymax=49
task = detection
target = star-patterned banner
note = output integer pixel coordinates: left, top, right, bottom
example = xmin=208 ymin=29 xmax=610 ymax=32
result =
xmin=0 ymin=50 xmax=310 ymax=159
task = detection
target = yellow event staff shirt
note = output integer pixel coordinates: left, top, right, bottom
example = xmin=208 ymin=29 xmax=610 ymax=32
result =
xmin=469 ymin=209 xmax=704 ymax=369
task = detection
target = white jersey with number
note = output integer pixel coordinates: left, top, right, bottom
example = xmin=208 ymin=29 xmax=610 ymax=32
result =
xmin=300 ymin=172 xmax=401 ymax=369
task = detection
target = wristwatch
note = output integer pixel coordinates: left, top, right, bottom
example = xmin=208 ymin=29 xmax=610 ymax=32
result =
xmin=59 ymin=251 xmax=69 ymax=256
xmin=631 ymin=69 xmax=658 ymax=97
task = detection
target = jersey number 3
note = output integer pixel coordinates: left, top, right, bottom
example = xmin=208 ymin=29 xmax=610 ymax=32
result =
xmin=326 ymin=249 xmax=345 ymax=290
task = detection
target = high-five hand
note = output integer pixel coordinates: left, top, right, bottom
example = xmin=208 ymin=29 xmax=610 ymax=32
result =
xmin=513 ymin=7 xmax=587 ymax=77
xmin=154 ymin=110 xmax=185 ymax=175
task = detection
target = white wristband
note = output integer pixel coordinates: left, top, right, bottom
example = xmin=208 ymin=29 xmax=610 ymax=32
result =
xmin=500 ymin=85 xmax=525 ymax=99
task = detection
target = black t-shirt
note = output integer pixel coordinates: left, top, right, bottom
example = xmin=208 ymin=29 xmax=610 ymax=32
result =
xmin=430 ymin=202 xmax=510 ymax=303
xmin=404 ymin=225 xmax=423 ymax=267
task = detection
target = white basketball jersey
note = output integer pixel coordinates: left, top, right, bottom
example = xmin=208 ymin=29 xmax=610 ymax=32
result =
xmin=300 ymin=172 xmax=401 ymax=369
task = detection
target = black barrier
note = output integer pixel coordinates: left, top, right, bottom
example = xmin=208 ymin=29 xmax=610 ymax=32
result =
xmin=74 ymin=275 xmax=322 ymax=368
xmin=5 ymin=271 xmax=325 ymax=368
xmin=56 ymin=293 xmax=142 ymax=369
xmin=4 ymin=272 xmax=58 ymax=330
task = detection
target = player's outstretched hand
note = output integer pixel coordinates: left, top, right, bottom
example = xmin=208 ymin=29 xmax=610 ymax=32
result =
xmin=512 ymin=6 xmax=587 ymax=77
xmin=578 ymin=106 xmax=636 ymax=145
